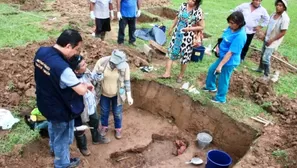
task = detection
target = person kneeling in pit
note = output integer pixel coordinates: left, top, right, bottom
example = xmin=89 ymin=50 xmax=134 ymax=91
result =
xmin=93 ymin=49 xmax=133 ymax=139
xmin=69 ymin=55 xmax=110 ymax=156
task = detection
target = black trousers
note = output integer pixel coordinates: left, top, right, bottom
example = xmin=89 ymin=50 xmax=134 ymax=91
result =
xmin=117 ymin=17 xmax=136 ymax=44
xmin=241 ymin=33 xmax=255 ymax=61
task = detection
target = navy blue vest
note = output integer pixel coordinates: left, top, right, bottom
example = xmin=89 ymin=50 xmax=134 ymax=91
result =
xmin=34 ymin=47 xmax=84 ymax=122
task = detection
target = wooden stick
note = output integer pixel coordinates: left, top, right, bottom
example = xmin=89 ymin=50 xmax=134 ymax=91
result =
xmin=251 ymin=116 xmax=268 ymax=125
xmin=249 ymin=46 xmax=297 ymax=71
xmin=255 ymin=116 xmax=268 ymax=123
xmin=116 ymin=156 xmax=131 ymax=162
xmin=256 ymin=116 xmax=273 ymax=126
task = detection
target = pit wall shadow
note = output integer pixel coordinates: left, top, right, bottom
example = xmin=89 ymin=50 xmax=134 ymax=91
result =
xmin=131 ymin=80 xmax=258 ymax=163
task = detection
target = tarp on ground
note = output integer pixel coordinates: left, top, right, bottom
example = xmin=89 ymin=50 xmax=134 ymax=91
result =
xmin=134 ymin=26 xmax=167 ymax=46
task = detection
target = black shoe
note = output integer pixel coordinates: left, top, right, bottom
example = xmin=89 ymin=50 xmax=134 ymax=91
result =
xmin=79 ymin=149 xmax=91 ymax=156
xmin=67 ymin=158 xmax=80 ymax=168
xmin=129 ymin=42 xmax=136 ymax=46
xmin=93 ymin=136 xmax=111 ymax=145
xmin=202 ymin=87 xmax=217 ymax=93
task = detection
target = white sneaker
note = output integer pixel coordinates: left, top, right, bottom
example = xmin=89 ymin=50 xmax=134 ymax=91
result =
xmin=91 ymin=32 xmax=95 ymax=37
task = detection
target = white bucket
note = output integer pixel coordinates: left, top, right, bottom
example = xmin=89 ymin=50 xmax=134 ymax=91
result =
xmin=197 ymin=132 xmax=213 ymax=149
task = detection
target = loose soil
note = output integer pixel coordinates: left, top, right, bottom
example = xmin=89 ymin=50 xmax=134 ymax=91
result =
xmin=1 ymin=0 xmax=297 ymax=167
xmin=0 ymin=0 xmax=45 ymax=11
xmin=249 ymin=49 xmax=296 ymax=74
xmin=0 ymin=82 xmax=258 ymax=168
xmin=146 ymin=7 xmax=178 ymax=20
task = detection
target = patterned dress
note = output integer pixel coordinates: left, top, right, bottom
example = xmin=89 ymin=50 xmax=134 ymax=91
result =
xmin=168 ymin=3 xmax=203 ymax=64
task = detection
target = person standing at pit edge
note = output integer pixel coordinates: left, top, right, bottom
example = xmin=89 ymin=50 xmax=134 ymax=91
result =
xmin=34 ymin=29 xmax=94 ymax=168
xmin=159 ymin=0 xmax=204 ymax=83
xmin=234 ymin=0 xmax=269 ymax=62
xmin=93 ymin=49 xmax=133 ymax=139
xmin=89 ymin=0 xmax=115 ymax=40
xmin=117 ymin=0 xmax=141 ymax=46
xmin=253 ymin=0 xmax=290 ymax=78
xmin=202 ymin=11 xmax=247 ymax=104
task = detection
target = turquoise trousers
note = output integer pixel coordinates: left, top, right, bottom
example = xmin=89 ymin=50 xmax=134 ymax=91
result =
xmin=205 ymin=59 xmax=236 ymax=103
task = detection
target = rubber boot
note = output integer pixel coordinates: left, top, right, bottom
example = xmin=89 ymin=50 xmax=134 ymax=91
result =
xmin=75 ymin=133 xmax=91 ymax=156
xmin=88 ymin=113 xmax=111 ymax=144
xmin=263 ymin=64 xmax=270 ymax=77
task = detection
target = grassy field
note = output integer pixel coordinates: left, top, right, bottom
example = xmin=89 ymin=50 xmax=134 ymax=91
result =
xmin=0 ymin=3 xmax=59 ymax=48
xmin=135 ymin=0 xmax=297 ymax=120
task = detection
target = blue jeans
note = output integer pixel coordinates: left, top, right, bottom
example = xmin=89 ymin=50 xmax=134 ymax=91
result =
xmin=117 ymin=17 xmax=136 ymax=44
xmin=205 ymin=59 xmax=236 ymax=103
xmin=261 ymin=44 xmax=275 ymax=65
xmin=100 ymin=95 xmax=123 ymax=129
xmin=48 ymin=120 xmax=74 ymax=168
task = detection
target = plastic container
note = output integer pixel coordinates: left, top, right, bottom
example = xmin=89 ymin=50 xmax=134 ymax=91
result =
xmin=197 ymin=132 xmax=212 ymax=149
xmin=206 ymin=150 xmax=232 ymax=168
xmin=191 ymin=46 xmax=205 ymax=62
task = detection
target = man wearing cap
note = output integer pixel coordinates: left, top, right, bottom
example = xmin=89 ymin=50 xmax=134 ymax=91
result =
xmin=117 ymin=0 xmax=141 ymax=46
xmin=234 ymin=0 xmax=270 ymax=62
xmin=253 ymin=0 xmax=290 ymax=78
xmin=93 ymin=49 xmax=133 ymax=139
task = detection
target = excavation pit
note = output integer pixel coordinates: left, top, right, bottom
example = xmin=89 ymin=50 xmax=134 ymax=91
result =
xmin=1 ymin=80 xmax=258 ymax=167
xmin=137 ymin=13 xmax=160 ymax=23
xmin=146 ymin=7 xmax=177 ymax=20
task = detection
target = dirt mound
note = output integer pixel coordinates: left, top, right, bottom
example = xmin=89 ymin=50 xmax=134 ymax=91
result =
xmin=0 ymin=36 xmax=149 ymax=109
xmin=249 ymin=49 xmax=295 ymax=74
xmin=1 ymin=0 xmax=44 ymax=11
xmin=228 ymin=70 xmax=297 ymax=167
xmin=230 ymin=71 xmax=297 ymax=124
xmin=230 ymin=70 xmax=275 ymax=100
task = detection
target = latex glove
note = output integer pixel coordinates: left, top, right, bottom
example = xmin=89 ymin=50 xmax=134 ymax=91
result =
xmin=117 ymin=12 xmax=122 ymax=21
xmin=110 ymin=10 xmax=114 ymax=20
xmin=92 ymin=72 xmax=104 ymax=81
xmin=126 ymin=91 xmax=134 ymax=105
xmin=74 ymin=125 xmax=93 ymax=131
xmin=136 ymin=10 xmax=141 ymax=17
xmin=90 ymin=11 xmax=95 ymax=20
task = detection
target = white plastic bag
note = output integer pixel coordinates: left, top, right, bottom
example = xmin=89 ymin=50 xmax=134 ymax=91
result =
xmin=0 ymin=109 xmax=20 ymax=130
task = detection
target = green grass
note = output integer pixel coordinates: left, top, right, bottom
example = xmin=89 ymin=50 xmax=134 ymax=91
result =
xmin=0 ymin=108 xmax=39 ymax=154
xmin=0 ymin=3 xmax=59 ymax=48
xmin=275 ymin=73 xmax=297 ymax=99
xmin=136 ymin=1 xmax=284 ymax=121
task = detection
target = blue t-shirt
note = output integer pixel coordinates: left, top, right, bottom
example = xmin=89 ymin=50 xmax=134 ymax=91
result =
xmin=121 ymin=0 xmax=137 ymax=17
xmin=219 ymin=26 xmax=247 ymax=66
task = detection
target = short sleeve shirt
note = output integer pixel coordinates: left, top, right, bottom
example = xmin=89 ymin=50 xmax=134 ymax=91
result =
xmin=91 ymin=0 xmax=112 ymax=19
xmin=265 ymin=12 xmax=290 ymax=49
xmin=219 ymin=27 xmax=247 ymax=66
xmin=60 ymin=67 xmax=80 ymax=89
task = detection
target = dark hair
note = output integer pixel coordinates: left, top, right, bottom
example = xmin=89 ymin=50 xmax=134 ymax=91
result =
xmin=68 ymin=55 xmax=84 ymax=71
xmin=56 ymin=29 xmax=82 ymax=48
xmin=275 ymin=0 xmax=287 ymax=11
xmin=227 ymin=11 xmax=246 ymax=29
xmin=194 ymin=0 xmax=202 ymax=9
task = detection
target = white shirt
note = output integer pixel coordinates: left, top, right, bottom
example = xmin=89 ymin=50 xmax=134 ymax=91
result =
xmin=265 ymin=18 xmax=278 ymax=42
xmin=91 ymin=0 xmax=112 ymax=19
xmin=265 ymin=12 xmax=290 ymax=49
xmin=234 ymin=3 xmax=269 ymax=34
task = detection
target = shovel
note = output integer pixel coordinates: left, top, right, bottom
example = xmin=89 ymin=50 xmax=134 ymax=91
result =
xmin=185 ymin=157 xmax=203 ymax=165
